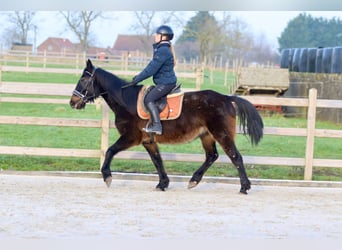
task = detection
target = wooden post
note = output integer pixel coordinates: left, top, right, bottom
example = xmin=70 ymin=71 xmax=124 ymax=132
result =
xmin=124 ymin=53 xmax=128 ymax=72
xmin=0 ymin=65 xmax=2 ymax=103
xmin=304 ymin=88 xmax=317 ymax=180
xmin=100 ymin=100 xmax=110 ymax=168
xmin=224 ymin=61 xmax=228 ymax=87
xmin=43 ymin=50 xmax=47 ymax=68
xmin=209 ymin=56 xmax=217 ymax=85
xmin=82 ymin=52 xmax=86 ymax=65
xmin=195 ymin=63 xmax=204 ymax=90
xmin=76 ymin=53 xmax=79 ymax=70
xmin=120 ymin=54 xmax=124 ymax=71
xmin=25 ymin=51 xmax=29 ymax=69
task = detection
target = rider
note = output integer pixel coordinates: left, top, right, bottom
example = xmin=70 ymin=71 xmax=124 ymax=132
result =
xmin=131 ymin=25 xmax=177 ymax=135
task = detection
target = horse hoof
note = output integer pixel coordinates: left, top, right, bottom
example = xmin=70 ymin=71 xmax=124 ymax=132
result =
xmin=105 ymin=176 xmax=112 ymax=188
xmin=155 ymin=183 xmax=167 ymax=191
xmin=188 ymin=181 xmax=198 ymax=189
xmin=239 ymin=188 xmax=249 ymax=195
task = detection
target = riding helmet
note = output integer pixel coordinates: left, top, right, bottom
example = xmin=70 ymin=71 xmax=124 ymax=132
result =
xmin=156 ymin=25 xmax=174 ymax=41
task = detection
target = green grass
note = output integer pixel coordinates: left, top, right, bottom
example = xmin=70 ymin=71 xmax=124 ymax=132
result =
xmin=1 ymin=109 xmax=341 ymax=181
xmin=0 ymin=69 xmax=341 ymax=181
xmin=1 ymin=71 xmax=80 ymax=84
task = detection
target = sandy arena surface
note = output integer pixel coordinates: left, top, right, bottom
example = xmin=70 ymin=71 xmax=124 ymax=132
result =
xmin=0 ymin=174 xmax=341 ymax=239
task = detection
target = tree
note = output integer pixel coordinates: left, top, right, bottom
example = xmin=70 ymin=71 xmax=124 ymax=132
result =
xmin=177 ymin=11 xmax=223 ymax=64
xmin=131 ymin=11 xmax=182 ymax=55
xmin=176 ymin=11 xmax=278 ymax=66
xmin=278 ymin=13 xmax=342 ymax=50
xmin=245 ymin=33 xmax=280 ymax=65
xmin=221 ymin=17 xmax=254 ymax=66
xmin=130 ymin=11 xmax=157 ymax=54
xmin=60 ymin=11 xmax=102 ymax=52
xmin=5 ymin=11 xmax=36 ymax=45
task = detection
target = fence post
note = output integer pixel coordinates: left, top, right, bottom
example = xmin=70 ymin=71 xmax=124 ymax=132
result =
xmin=304 ymin=88 xmax=317 ymax=180
xmin=82 ymin=52 xmax=86 ymax=65
xmin=124 ymin=53 xmax=128 ymax=72
xmin=224 ymin=61 xmax=228 ymax=87
xmin=100 ymin=100 xmax=110 ymax=168
xmin=0 ymin=66 xmax=2 ymax=101
xmin=195 ymin=63 xmax=204 ymax=90
xmin=76 ymin=53 xmax=79 ymax=70
xmin=26 ymin=51 xmax=29 ymax=69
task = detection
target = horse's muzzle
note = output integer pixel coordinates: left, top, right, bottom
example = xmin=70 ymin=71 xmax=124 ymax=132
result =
xmin=70 ymin=95 xmax=86 ymax=109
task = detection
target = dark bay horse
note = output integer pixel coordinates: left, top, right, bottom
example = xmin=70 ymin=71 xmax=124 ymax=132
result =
xmin=70 ymin=59 xmax=263 ymax=194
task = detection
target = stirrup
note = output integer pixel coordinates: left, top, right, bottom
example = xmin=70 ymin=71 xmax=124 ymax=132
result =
xmin=143 ymin=122 xmax=162 ymax=135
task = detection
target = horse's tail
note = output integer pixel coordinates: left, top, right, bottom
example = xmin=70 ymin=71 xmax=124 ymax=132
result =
xmin=229 ymin=95 xmax=264 ymax=146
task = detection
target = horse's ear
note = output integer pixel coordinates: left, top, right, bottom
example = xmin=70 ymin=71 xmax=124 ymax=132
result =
xmin=86 ymin=59 xmax=93 ymax=70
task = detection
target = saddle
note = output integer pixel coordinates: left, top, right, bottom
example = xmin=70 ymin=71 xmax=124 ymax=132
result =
xmin=137 ymin=84 xmax=184 ymax=120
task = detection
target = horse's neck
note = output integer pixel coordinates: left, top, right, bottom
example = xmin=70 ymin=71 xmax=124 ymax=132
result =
xmin=96 ymin=70 xmax=125 ymax=107
xmin=96 ymin=69 xmax=140 ymax=115
xmin=102 ymin=94 xmax=121 ymax=113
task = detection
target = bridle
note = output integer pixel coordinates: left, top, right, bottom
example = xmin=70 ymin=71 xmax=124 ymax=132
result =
xmin=72 ymin=68 xmax=98 ymax=104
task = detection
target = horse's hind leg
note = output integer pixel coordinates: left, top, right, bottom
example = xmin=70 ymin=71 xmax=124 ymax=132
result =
xmin=221 ymin=140 xmax=251 ymax=194
xmin=189 ymin=133 xmax=219 ymax=189
xmin=142 ymin=140 xmax=169 ymax=191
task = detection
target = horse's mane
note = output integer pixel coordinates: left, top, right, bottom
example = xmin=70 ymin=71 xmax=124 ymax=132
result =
xmin=95 ymin=68 xmax=142 ymax=115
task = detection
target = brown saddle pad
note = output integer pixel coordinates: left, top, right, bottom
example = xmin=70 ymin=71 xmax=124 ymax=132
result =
xmin=137 ymin=86 xmax=184 ymax=120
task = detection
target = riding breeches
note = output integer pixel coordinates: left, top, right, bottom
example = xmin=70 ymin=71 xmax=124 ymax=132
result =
xmin=144 ymin=84 xmax=176 ymax=105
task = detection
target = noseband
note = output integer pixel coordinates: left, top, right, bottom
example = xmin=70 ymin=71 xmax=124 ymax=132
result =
xmin=72 ymin=69 xmax=97 ymax=104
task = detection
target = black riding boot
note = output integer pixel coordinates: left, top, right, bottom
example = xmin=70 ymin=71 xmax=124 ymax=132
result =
xmin=144 ymin=102 xmax=162 ymax=135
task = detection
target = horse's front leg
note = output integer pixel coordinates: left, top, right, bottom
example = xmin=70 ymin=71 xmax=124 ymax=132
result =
xmin=142 ymin=140 xmax=169 ymax=191
xmin=101 ymin=135 xmax=138 ymax=187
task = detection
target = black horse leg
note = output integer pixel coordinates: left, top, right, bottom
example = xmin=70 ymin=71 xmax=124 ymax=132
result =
xmin=222 ymin=142 xmax=251 ymax=194
xmin=101 ymin=135 xmax=138 ymax=187
xmin=189 ymin=133 xmax=219 ymax=189
xmin=142 ymin=140 xmax=169 ymax=191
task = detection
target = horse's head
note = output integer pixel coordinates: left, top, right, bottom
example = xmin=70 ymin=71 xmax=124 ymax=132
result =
xmin=70 ymin=59 xmax=99 ymax=109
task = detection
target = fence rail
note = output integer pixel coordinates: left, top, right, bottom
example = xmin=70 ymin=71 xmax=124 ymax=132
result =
xmin=0 ymin=65 xmax=201 ymax=90
xmin=1 ymin=68 xmax=342 ymax=180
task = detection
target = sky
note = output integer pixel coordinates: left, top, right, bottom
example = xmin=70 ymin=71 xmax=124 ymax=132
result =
xmin=0 ymin=0 xmax=342 ymax=51
xmin=233 ymin=11 xmax=342 ymax=49
xmin=29 ymin=11 xmax=342 ymax=50
xmin=0 ymin=1 xmax=342 ymax=50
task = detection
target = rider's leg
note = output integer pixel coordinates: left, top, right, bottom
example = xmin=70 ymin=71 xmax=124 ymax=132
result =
xmin=143 ymin=84 xmax=176 ymax=135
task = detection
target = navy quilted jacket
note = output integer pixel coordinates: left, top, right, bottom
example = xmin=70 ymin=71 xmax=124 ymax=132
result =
xmin=133 ymin=41 xmax=177 ymax=85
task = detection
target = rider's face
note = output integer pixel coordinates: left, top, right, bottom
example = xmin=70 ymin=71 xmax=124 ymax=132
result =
xmin=154 ymin=33 xmax=162 ymax=43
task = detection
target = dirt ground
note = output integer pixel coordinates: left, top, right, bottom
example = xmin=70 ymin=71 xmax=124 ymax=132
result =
xmin=0 ymin=173 xmax=341 ymax=239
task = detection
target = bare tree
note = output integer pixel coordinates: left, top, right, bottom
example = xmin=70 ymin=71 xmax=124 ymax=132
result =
xmin=176 ymin=11 xmax=278 ymax=66
xmin=60 ymin=11 xmax=102 ymax=52
xmin=131 ymin=11 xmax=183 ymax=54
xmin=222 ymin=17 xmax=253 ymax=66
xmin=5 ymin=11 xmax=36 ymax=44
xmin=246 ymin=33 xmax=279 ymax=65
xmin=132 ymin=11 xmax=182 ymax=36
xmin=197 ymin=13 xmax=225 ymax=64
xmin=132 ymin=11 xmax=156 ymax=37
